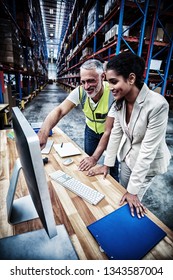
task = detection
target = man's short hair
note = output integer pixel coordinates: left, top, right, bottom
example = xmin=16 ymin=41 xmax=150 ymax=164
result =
xmin=80 ymin=59 xmax=104 ymax=74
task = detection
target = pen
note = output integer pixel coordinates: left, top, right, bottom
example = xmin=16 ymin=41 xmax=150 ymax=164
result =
xmin=61 ymin=142 xmax=63 ymax=148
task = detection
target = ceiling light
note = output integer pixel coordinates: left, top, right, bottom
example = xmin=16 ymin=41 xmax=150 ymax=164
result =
xmin=50 ymin=9 xmax=53 ymax=14
xmin=50 ymin=24 xmax=53 ymax=28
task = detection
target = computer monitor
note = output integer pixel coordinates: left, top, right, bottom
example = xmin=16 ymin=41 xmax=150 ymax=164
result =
xmin=7 ymin=106 xmax=57 ymax=238
xmin=0 ymin=107 xmax=78 ymax=259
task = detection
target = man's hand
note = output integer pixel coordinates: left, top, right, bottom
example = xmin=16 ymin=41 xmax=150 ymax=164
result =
xmin=120 ymin=192 xmax=147 ymax=218
xmin=86 ymin=165 xmax=109 ymax=179
xmin=79 ymin=156 xmax=97 ymax=171
xmin=37 ymin=129 xmax=49 ymax=150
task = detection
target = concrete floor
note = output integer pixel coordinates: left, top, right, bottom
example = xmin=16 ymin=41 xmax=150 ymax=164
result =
xmin=23 ymin=83 xmax=173 ymax=230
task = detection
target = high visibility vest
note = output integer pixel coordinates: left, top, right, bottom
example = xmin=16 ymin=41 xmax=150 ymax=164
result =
xmin=79 ymin=81 xmax=114 ymax=134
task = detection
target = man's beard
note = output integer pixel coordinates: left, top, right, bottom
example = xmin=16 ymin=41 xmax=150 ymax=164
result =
xmin=86 ymin=82 xmax=102 ymax=98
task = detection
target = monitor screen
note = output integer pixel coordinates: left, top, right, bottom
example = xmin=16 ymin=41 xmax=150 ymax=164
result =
xmin=11 ymin=107 xmax=57 ymax=239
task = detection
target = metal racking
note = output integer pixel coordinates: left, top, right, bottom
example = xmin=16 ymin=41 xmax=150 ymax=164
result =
xmin=57 ymin=0 xmax=173 ymax=100
xmin=0 ymin=0 xmax=48 ymax=125
xmin=0 ymin=0 xmax=173 ymax=127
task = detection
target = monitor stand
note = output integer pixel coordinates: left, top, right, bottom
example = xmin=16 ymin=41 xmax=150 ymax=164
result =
xmin=0 ymin=224 xmax=78 ymax=260
xmin=6 ymin=158 xmax=38 ymax=224
xmin=1 ymin=158 xmax=79 ymax=260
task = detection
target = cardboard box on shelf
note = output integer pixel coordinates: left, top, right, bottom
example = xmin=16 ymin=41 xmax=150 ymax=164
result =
xmin=104 ymin=24 xmax=130 ymax=42
xmin=155 ymin=28 xmax=164 ymax=41
xmin=104 ymin=0 xmax=117 ymax=17
xmin=150 ymin=59 xmax=162 ymax=70
xmin=145 ymin=26 xmax=164 ymax=41
xmin=153 ymin=87 xmax=162 ymax=94
xmin=105 ymin=30 xmax=112 ymax=42
xmin=82 ymin=47 xmax=93 ymax=57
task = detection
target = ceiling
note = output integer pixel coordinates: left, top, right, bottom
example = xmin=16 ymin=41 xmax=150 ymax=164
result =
xmin=39 ymin=0 xmax=75 ymax=61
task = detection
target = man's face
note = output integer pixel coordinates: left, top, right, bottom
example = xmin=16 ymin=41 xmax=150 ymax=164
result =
xmin=80 ymin=68 xmax=103 ymax=98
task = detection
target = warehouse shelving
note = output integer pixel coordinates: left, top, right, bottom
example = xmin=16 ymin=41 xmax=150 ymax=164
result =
xmin=144 ymin=0 xmax=173 ymax=97
xmin=0 ymin=0 xmax=48 ymax=125
xmin=57 ymin=0 xmax=173 ymax=100
xmin=0 ymin=0 xmax=173 ymax=122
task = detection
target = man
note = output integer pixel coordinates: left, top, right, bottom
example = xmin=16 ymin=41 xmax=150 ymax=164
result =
xmin=38 ymin=59 xmax=119 ymax=181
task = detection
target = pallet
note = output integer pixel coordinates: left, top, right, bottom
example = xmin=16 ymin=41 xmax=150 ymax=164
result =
xmin=103 ymin=35 xmax=117 ymax=47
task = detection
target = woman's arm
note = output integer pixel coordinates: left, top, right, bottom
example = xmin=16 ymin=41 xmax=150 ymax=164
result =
xmin=127 ymin=101 xmax=169 ymax=195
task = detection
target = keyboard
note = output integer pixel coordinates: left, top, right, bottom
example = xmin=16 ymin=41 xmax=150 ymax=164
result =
xmin=41 ymin=140 xmax=54 ymax=154
xmin=49 ymin=170 xmax=105 ymax=205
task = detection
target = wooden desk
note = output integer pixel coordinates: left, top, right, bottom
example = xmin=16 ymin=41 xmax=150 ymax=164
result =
xmin=0 ymin=104 xmax=10 ymax=127
xmin=0 ymin=127 xmax=173 ymax=260
xmin=0 ymin=104 xmax=9 ymax=112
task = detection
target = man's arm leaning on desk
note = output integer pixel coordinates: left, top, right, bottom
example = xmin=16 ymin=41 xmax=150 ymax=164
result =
xmin=38 ymin=99 xmax=76 ymax=149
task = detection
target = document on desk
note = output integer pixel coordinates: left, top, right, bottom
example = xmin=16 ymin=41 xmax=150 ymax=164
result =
xmin=54 ymin=142 xmax=81 ymax=158
xmin=87 ymin=204 xmax=166 ymax=260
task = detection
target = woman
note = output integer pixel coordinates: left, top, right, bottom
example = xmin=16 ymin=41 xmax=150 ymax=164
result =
xmin=87 ymin=52 xmax=171 ymax=218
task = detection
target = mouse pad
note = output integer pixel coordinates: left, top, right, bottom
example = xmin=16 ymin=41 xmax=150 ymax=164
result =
xmin=87 ymin=204 xmax=166 ymax=260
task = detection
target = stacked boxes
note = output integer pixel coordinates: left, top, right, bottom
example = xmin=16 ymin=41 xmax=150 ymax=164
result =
xmin=87 ymin=5 xmax=97 ymax=36
xmin=16 ymin=12 xmax=31 ymax=39
xmin=145 ymin=26 xmax=165 ymax=42
xmin=150 ymin=59 xmax=162 ymax=70
xmin=105 ymin=24 xmax=130 ymax=42
xmin=145 ymin=25 xmax=173 ymax=43
xmin=81 ymin=47 xmax=93 ymax=59
xmin=104 ymin=0 xmax=117 ymax=17
xmin=0 ymin=19 xmax=23 ymax=67
xmin=86 ymin=4 xmax=104 ymax=37
xmin=82 ymin=25 xmax=87 ymax=41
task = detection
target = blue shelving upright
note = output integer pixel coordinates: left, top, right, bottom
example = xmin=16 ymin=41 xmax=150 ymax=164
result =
xmin=144 ymin=0 xmax=173 ymax=96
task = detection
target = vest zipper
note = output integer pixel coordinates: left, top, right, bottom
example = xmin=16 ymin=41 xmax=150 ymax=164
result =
xmin=92 ymin=110 xmax=98 ymax=133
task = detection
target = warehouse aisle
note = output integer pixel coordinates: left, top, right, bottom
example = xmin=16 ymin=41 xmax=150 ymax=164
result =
xmin=23 ymin=83 xmax=173 ymax=230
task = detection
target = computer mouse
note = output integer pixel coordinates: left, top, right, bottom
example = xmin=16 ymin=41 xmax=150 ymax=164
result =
xmin=63 ymin=158 xmax=74 ymax=166
xmin=43 ymin=157 xmax=48 ymax=165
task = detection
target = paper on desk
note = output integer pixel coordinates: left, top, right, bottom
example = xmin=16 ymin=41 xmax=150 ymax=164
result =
xmin=54 ymin=142 xmax=81 ymax=158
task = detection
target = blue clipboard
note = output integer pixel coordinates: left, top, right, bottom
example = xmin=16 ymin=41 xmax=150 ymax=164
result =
xmin=87 ymin=204 xmax=166 ymax=260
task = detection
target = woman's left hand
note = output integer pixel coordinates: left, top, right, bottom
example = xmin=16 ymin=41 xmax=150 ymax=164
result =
xmin=86 ymin=165 xmax=109 ymax=178
xmin=119 ymin=192 xmax=147 ymax=218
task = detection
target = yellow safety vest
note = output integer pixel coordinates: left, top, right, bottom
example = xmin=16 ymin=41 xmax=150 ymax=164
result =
xmin=79 ymin=81 xmax=114 ymax=134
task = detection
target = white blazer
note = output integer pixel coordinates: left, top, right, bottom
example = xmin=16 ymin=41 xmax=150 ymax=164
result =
xmin=104 ymin=83 xmax=171 ymax=195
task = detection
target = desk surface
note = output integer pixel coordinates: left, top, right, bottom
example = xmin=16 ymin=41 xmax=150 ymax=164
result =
xmin=0 ymin=103 xmax=9 ymax=112
xmin=0 ymin=127 xmax=173 ymax=260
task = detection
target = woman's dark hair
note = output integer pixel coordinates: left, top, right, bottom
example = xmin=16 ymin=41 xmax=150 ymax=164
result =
xmin=106 ymin=52 xmax=145 ymax=89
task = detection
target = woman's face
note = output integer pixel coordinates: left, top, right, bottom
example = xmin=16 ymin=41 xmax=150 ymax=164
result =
xmin=106 ymin=69 xmax=132 ymax=101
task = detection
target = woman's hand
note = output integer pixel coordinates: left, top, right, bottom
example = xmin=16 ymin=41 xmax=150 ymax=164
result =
xmin=120 ymin=192 xmax=147 ymax=218
xmin=78 ymin=156 xmax=97 ymax=171
xmin=86 ymin=165 xmax=109 ymax=178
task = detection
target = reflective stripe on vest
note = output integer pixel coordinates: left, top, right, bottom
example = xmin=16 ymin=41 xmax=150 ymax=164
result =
xmin=79 ymin=81 xmax=113 ymax=134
